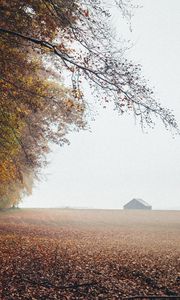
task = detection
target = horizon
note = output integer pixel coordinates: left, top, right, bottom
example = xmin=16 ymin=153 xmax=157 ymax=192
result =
xmin=21 ymin=1 xmax=180 ymax=211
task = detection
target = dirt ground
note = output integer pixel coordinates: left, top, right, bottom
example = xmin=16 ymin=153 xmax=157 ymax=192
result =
xmin=0 ymin=208 xmax=179 ymax=299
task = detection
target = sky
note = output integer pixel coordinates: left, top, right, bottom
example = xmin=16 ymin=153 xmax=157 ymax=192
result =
xmin=22 ymin=0 xmax=180 ymax=210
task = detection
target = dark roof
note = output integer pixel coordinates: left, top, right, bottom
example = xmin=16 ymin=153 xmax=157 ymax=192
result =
xmin=124 ymin=198 xmax=151 ymax=207
xmin=133 ymin=198 xmax=151 ymax=207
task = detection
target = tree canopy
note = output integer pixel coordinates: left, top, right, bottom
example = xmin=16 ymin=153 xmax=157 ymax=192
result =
xmin=0 ymin=0 xmax=178 ymax=208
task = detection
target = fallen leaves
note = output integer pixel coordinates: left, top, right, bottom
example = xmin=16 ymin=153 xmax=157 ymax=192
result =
xmin=0 ymin=209 xmax=179 ymax=299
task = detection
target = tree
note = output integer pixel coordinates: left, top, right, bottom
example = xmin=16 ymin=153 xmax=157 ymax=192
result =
xmin=0 ymin=0 xmax=178 ymax=207
xmin=1 ymin=0 xmax=178 ymax=128
xmin=0 ymin=0 xmax=85 ymax=207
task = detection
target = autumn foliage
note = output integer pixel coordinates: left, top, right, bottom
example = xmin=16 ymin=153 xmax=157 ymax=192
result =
xmin=0 ymin=0 xmax=85 ymax=207
xmin=0 ymin=0 xmax=179 ymax=207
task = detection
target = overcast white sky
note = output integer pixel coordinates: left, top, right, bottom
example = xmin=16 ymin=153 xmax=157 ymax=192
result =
xmin=22 ymin=0 xmax=180 ymax=210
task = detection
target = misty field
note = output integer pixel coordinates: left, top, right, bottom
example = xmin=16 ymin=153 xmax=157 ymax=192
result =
xmin=0 ymin=209 xmax=179 ymax=300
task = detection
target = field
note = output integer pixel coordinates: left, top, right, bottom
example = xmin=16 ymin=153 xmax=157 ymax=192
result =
xmin=0 ymin=209 xmax=179 ymax=300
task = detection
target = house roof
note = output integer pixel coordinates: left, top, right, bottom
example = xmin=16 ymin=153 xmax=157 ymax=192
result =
xmin=125 ymin=198 xmax=151 ymax=207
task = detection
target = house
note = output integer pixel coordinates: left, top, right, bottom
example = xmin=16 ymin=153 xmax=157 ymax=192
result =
xmin=123 ymin=198 xmax=152 ymax=210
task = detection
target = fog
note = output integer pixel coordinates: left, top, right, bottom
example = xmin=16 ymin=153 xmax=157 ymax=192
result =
xmin=22 ymin=0 xmax=180 ymax=210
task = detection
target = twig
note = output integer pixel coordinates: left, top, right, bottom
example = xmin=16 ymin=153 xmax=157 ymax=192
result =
xmin=122 ymin=296 xmax=180 ymax=299
xmin=20 ymin=276 xmax=97 ymax=290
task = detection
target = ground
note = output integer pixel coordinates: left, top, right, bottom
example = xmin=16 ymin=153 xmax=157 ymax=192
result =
xmin=0 ymin=208 xmax=179 ymax=299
